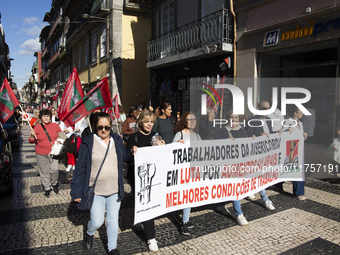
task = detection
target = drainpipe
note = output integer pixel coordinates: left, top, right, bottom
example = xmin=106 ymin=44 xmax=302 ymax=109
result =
xmin=229 ymin=0 xmax=237 ymax=79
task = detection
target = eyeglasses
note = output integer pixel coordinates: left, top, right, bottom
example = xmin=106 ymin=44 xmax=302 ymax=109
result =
xmin=186 ymin=118 xmax=196 ymax=122
xmin=260 ymin=107 xmax=269 ymax=110
xmin=97 ymin=125 xmax=111 ymax=131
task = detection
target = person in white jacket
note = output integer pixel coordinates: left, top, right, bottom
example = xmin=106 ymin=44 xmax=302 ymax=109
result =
xmin=59 ymin=121 xmax=74 ymax=172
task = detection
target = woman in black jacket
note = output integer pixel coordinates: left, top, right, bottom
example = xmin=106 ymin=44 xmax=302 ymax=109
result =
xmin=71 ymin=112 xmax=133 ymax=254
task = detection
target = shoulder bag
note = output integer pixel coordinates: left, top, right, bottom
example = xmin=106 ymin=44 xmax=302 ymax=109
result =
xmin=79 ymin=139 xmax=111 ymax=210
xmin=41 ymin=124 xmax=64 ymax=156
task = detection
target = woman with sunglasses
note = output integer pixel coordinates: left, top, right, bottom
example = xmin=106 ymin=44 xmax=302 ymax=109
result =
xmin=126 ymin=110 xmax=165 ymax=252
xmin=71 ymin=112 xmax=133 ymax=254
xmin=172 ymin=112 xmax=201 ymax=235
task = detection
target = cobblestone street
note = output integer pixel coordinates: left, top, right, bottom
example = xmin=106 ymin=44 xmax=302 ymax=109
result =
xmin=0 ymin=126 xmax=340 ymax=254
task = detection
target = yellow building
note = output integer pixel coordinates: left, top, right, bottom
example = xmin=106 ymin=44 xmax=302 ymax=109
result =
xmin=64 ymin=0 xmax=151 ymax=111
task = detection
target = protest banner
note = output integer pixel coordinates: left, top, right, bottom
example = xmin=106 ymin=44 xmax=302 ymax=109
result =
xmin=134 ymin=132 xmax=304 ymax=224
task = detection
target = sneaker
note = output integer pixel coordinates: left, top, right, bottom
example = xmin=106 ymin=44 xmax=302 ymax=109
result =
xmin=247 ymin=194 xmax=256 ymax=200
xmin=44 ymin=190 xmax=51 ymax=197
xmin=134 ymin=223 xmax=143 ymax=232
xmin=181 ymin=222 xmax=190 ymax=236
xmin=216 ymin=205 xmax=231 ymax=216
xmin=66 ymin=165 xmax=72 ymax=172
xmin=296 ymin=195 xmax=307 ymax=201
xmin=108 ymin=249 xmax=120 ymax=255
xmin=187 ymin=221 xmax=194 ymax=229
xmin=264 ymin=200 xmax=275 ymax=210
xmin=236 ymin=214 xmax=248 ymax=226
xmin=51 ymin=185 xmax=59 ymax=194
xmin=147 ymin=238 xmax=158 ymax=252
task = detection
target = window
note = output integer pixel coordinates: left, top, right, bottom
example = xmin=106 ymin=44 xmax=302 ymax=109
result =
xmin=161 ymin=0 xmax=175 ymax=35
xmin=78 ymin=45 xmax=82 ymax=70
xmin=72 ymin=49 xmax=76 ymax=69
xmin=100 ymin=25 xmax=107 ymax=58
xmin=92 ymin=32 xmax=97 ymax=63
xmin=85 ymin=39 xmax=89 ymax=67
xmin=201 ymin=0 xmax=225 ymax=17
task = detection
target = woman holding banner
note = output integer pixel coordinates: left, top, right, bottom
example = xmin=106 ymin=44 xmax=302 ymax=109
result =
xmin=126 ymin=110 xmax=165 ymax=252
xmin=280 ymin=105 xmax=307 ymax=201
xmin=172 ymin=112 xmax=201 ymax=235
xmin=214 ymin=110 xmax=249 ymax=226
xmin=71 ymin=112 xmax=133 ymax=254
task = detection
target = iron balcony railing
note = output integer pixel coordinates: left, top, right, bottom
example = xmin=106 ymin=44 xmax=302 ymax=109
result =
xmin=147 ymin=8 xmax=232 ymax=62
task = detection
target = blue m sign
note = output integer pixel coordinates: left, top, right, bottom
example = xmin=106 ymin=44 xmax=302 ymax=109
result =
xmin=263 ymin=29 xmax=280 ymax=47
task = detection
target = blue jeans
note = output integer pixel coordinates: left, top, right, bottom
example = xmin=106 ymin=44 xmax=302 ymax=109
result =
xmin=259 ymin=189 xmax=269 ymax=202
xmin=182 ymin=208 xmax=191 ymax=222
xmin=293 ymin=181 xmax=304 ymax=196
xmin=87 ymin=193 xmax=121 ymax=251
xmin=219 ymin=200 xmax=243 ymax=216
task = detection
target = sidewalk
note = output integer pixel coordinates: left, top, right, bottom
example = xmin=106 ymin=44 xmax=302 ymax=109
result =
xmin=0 ymin=126 xmax=339 ymax=254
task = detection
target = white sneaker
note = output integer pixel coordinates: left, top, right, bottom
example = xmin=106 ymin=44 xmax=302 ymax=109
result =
xmin=247 ymin=194 xmax=255 ymax=200
xmin=66 ymin=165 xmax=72 ymax=172
xmin=236 ymin=214 xmax=248 ymax=226
xmin=264 ymin=200 xmax=275 ymax=210
xmin=148 ymin=238 xmax=158 ymax=252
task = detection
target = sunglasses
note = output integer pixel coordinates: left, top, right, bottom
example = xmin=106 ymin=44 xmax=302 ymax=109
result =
xmin=97 ymin=125 xmax=111 ymax=131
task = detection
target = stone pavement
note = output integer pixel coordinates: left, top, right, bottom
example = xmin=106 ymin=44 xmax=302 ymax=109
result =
xmin=0 ymin=125 xmax=339 ymax=254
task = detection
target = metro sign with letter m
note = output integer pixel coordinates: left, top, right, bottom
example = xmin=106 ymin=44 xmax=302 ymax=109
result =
xmin=263 ymin=29 xmax=280 ymax=47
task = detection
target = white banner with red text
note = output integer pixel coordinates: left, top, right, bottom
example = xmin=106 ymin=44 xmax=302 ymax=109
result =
xmin=134 ymin=132 xmax=304 ymax=224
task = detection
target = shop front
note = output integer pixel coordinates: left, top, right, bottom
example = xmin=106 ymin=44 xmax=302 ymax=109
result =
xmin=237 ymin=8 xmax=340 ymax=175
xmin=150 ymin=55 xmax=233 ymax=119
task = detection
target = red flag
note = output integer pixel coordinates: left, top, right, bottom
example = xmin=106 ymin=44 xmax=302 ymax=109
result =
xmin=52 ymin=81 xmax=60 ymax=101
xmin=58 ymin=67 xmax=84 ymax=124
xmin=0 ymin=79 xmax=20 ymax=123
xmin=107 ymin=94 xmax=120 ymax=120
xmin=60 ymin=77 xmax=112 ymax=127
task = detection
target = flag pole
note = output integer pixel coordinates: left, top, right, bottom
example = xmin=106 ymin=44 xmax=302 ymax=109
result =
xmin=87 ymin=117 xmax=92 ymax=132
xmin=113 ymin=113 xmax=121 ymax=136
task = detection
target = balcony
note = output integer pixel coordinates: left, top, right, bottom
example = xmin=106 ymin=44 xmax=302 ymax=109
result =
xmin=42 ymin=47 xmax=49 ymax=58
xmin=147 ymin=9 xmax=233 ymax=68
xmin=66 ymin=0 xmax=109 ymax=46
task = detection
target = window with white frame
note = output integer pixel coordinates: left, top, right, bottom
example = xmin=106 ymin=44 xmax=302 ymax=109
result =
xmin=92 ymin=31 xmax=98 ymax=63
xmin=72 ymin=49 xmax=76 ymax=69
xmin=100 ymin=25 xmax=107 ymax=58
xmin=78 ymin=45 xmax=82 ymax=70
xmin=84 ymin=39 xmax=89 ymax=67
xmin=201 ymin=0 xmax=225 ymax=17
xmin=161 ymin=0 xmax=175 ymax=35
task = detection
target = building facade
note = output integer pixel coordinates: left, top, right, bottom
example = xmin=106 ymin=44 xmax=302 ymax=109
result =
xmin=146 ymin=0 xmax=233 ymax=117
xmin=0 ymin=22 xmax=12 ymax=87
xmin=235 ymin=0 xmax=340 ymax=166
xmin=37 ymin=0 xmax=151 ymax=110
